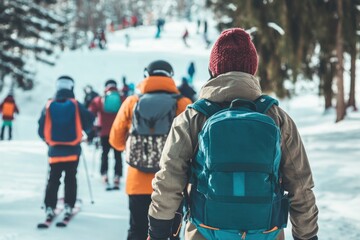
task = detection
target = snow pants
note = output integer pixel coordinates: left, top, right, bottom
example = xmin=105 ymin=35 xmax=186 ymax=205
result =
xmin=100 ymin=136 xmax=122 ymax=177
xmin=0 ymin=121 xmax=12 ymax=140
xmin=44 ymin=160 xmax=79 ymax=209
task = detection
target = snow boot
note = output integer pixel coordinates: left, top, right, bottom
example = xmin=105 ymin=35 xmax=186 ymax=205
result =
xmin=45 ymin=207 xmax=55 ymax=220
xmin=64 ymin=204 xmax=73 ymax=218
xmin=102 ymin=174 xmax=108 ymax=184
xmin=113 ymin=175 xmax=120 ymax=189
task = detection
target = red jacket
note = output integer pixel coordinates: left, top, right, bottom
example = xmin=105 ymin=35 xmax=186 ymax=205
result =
xmin=0 ymin=95 xmax=19 ymax=120
xmin=88 ymin=87 xmax=118 ymax=137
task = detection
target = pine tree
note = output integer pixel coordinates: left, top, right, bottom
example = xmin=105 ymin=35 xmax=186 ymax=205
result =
xmin=0 ymin=0 xmax=66 ymax=90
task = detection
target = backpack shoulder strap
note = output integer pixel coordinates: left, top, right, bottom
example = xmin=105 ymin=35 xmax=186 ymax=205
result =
xmin=254 ymin=95 xmax=279 ymax=114
xmin=187 ymin=99 xmax=222 ymax=118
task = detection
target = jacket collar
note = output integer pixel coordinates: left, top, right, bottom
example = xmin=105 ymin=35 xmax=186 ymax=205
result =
xmin=54 ymin=89 xmax=75 ymax=100
xmin=199 ymin=71 xmax=262 ymax=102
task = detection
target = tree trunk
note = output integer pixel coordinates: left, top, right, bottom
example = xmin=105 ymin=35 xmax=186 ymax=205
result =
xmin=319 ymin=56 xmax=333 ymax=110
xmin=335 ymin=0 xmax=346 ymax=122
xmin=324 ymin=62 xmax=334 ymax=109
xmin=347 ymin=49 xmax=357 ymax=111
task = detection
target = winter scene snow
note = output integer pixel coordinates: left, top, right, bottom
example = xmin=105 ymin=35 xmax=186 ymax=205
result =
xmin=1 ymin=1 xmax=360 ymax=240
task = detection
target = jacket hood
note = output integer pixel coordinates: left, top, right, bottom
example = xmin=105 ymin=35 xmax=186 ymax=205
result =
xmin=137 ymin=76 xmax=180 ymax=94
xmin=4 ymin=95 xmax=15 ymax=103
xmin=199 ymin=71 xmax=262 ymax=102
xmin=54 ymin=89 xmax=75 ymax=100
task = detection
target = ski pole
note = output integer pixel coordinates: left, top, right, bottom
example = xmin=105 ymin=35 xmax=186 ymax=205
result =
xmin=81 ymin=152 xmax=95 ymax=204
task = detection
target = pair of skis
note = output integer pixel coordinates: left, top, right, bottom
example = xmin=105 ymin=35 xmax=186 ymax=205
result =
xmin=37 ymin=207 xmax=80 ymax=228
xmin=37 ymin=199 xmax=82 ymax=229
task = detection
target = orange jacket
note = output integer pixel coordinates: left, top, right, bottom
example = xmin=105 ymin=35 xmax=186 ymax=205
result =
xmin=109 ymin=76 xmax=191 ymax=195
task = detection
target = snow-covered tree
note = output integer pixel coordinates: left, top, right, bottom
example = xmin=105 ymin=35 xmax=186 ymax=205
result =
xmin=0 ymin=0 xmax=67 ymax=91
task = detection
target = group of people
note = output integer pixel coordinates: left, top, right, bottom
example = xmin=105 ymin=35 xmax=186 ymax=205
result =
xmin=89 ymin=28 xmax=107 ymax=50
xmin=36 ymin=60 xmax=196 ymax=231
xmin=35 ymin=28 xmax=318 ymax=240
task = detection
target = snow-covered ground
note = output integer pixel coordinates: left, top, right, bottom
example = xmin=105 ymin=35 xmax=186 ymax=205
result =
xmin=1 ymin=21 xmax=360 ymax=240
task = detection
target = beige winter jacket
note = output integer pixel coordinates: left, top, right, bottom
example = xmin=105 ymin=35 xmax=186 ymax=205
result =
xmin=149 ymin=72 xmax=319 ymax=240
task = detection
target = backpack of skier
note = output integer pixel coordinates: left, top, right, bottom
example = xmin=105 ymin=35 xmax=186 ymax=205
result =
xmin=2 ymin=101 xmax=15 ymax=118
xmin=126 ymin=92 xmax=179 ymax=173
xmin=102 ymin=79 xmax=122 ymax=113
xmin=44 ymin=98 xmax=83 ymax=146
xmin=187 ymin=95 xmax=289 ymax=240
xmin=103 ymin=90 xmax=121 ymax=113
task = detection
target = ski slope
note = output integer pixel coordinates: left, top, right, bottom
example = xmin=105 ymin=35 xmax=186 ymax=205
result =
xmin=1 ymin=21 xmax=360 ymax=240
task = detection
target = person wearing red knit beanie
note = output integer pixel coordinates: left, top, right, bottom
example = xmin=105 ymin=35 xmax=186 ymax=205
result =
xmin=147 ymin=28 xmax=318 ymax=240
xmin=209 ymin=28 xmax=258 ymax=77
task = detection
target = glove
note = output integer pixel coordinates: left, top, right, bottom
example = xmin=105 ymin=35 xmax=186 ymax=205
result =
xmin=294 ymin=236 xmax=318 ymax=240
xmin=148 ymin=215 xmax=173 ymax=240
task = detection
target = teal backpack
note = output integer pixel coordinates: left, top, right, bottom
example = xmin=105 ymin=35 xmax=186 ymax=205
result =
xmin=103 ymin=91 xmax=121 ymax=113
xmin=187 ymin=95 xmax=289 ymax=240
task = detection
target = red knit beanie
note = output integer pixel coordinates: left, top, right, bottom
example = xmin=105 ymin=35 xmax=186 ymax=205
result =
xmin=209 ymin=28 xmax=258 ymax=77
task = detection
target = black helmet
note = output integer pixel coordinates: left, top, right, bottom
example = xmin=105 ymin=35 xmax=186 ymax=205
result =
xmin=105 ymin=79 xmax=117 ymax=87
xmin=144 ymin=60 xmax=174 ymax=78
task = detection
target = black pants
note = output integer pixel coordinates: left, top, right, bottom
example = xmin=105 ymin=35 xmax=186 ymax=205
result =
xmin=127 ymin=195 xmax=181 ymax=240
xmin=44 ymin=160 xmax=79 ymax=209
xmin=100 ymin=136 xmax=122 ymax=177
xmin=128 ymin=195 xmax=152 ymax=240
xmin=0 ymin=125 xmax=12 ymax=140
